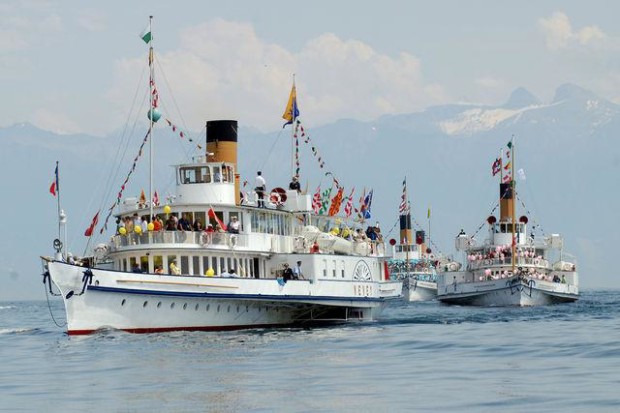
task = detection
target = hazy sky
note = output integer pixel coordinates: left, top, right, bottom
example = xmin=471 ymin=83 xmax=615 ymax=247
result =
xmin=2 ymin=0 xmax=619 ymax=135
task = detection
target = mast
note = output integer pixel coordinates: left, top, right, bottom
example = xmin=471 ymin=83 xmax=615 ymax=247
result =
xmin=399 ymin=177 xmax=412 ymax=271
xmin=291 ymin=74 xmax=296 ymax=178
xmin=148 ymin=15 xmax=154 ymax=222
xmin=53 ymin=161 xmax=67 ymax=260
xmin=510 ymin=140 xmax=516 ymax=273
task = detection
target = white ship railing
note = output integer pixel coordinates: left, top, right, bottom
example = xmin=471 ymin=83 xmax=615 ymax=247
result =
xmin=109 ymin=231 xmax=384 ymax=257
xmin=467 ymin=257 xmax=552 ymax=271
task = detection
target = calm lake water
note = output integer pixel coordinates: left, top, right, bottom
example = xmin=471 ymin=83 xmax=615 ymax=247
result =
xmin=1 ymin=290 xmax=619 ymax=412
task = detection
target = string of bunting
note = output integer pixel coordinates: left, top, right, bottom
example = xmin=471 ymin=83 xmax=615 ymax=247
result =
xmin=99 ymin=130 xmax=150 ymax=234
xmin=295 ymin=120 xmax=325 ymax=169
xmin=165 ymin=118 xmax=203 ymax=150
xmin=516 ymin=194 xmax=545 ymax=236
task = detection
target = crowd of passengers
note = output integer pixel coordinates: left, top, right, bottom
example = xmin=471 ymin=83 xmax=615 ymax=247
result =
xmin=117 ymin=213 xmax=239 ymax=235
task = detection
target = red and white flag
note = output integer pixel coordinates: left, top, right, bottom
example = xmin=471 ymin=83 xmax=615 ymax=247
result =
xmin=84 ymin=211 xmax=100 ymax=237
xmin=49 ymin=163 xmax=59 ymax=197
xmin=208 ymin=207 xmax=227 ymax=231
xmin=344 ymin=187 xmax=355 ymax=217
xmin=312 ymin=185 xmax=322 ymax=214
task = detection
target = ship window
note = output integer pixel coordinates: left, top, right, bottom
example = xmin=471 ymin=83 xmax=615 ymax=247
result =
xmin=143 ymin=301 xmax=148 ymax=308
xmin=183 ymin=303 xmax=187 ymax=310
xmin=157 ymin=302 xmax=162 ymax=308
xmin=192 ymin=256 xmax=200 ymax=275
xmin=333 ymin=260 xmax=337 ymax=278
xmin=121 ymin=299 xmax=126 ymax=306
xmin=170 ymin=302 xmax=175 ymax=309
xmin=213 ymin=166 xmax=222 ymax=182
xmin=181 ymin=256 xmax=189 ymax=274
xmin=206 ymin=304 xmax=210 ymax=311
xmin=203 ymin=166 xmax=211 ymax=183
xmin=217 ymin=305 xmax=221 ymax=312
xmin=195 ymin=304 xmax=199 ymax=311
xmin=180 ymin=167 xmax=197 ymax=184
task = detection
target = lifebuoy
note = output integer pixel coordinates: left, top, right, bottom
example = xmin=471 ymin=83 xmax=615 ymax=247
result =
xmin=270 ymin=192 xmax=281 ymax=204
xmin=269 ymin=187 xmax=287 ymax=206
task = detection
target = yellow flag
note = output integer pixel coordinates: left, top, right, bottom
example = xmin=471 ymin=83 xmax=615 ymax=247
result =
xmin=282 ymin=84 xmax=299 ymax=125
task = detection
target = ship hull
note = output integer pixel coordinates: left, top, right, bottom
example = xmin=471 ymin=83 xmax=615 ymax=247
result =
xmin=403 ymin=279 xmax=437 ymax=302
xmin=46 ymin=261 xmax=401 ymax=335
xmin=437 ymin=277 xmax=578 ymax=307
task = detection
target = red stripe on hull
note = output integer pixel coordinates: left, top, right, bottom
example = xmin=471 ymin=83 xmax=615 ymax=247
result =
xmin=67 ymin=323 xmax=289 ymax=336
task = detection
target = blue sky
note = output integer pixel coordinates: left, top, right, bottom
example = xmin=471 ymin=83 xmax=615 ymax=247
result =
xmin=2 ymin=0 xmax=619 ymax=135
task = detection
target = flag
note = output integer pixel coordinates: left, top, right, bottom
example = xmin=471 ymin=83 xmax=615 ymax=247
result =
xmin=84 ymin=211 xmax=100 ymax=237
xmin=328 ymin=187 xmax=345 ymax=216
xmin=517 ymin=168 xmax=526 ymax=181
xmin=344 ymin=187 xmax=355 ymax=217
xmin=152 ymin=190 xmax=160 ymax=206
xmin=319 ymin=187 xmax=332 ymax=215
xmin=282 ymin=84 xmax=300 ymax=127
xmin=360 ymin=189 xmax=373 ymax=220
xmin=140 ymin=25 xmax=152 ymax=44
xmin=312 ymin=185 xmax=322 ymax=214
xmin=139 ymin=189 xmax=147 ymax=206
xmin=428 ymin=206 xmax=431 ymax=219
xmin=492 ymin=158 xmax=501 ymax=176
xmin=503 ymin=161 xmax=511 ymax=171
xmin=49 ymin=163 xmax=59 ymax=197
xmin=398 ymin=178 xmax=409 ymax=215
xmin=503 ymin=174 xmax=512 ymax=183
xmin=208 ymin=207 xmax=227 ymax=231
xmin=507 ymin=140 xmax=513 ymax=149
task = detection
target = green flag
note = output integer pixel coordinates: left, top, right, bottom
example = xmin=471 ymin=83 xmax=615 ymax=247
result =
xmin=140 ymin=26 xmax=152 ymax=44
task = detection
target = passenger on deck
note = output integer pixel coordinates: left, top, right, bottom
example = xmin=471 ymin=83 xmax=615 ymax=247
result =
xmin=310 ymin=241 xmax=320 ymax=254
xmin=193 ymin=219 xmax=204 ymax=231
xmin=131 ymin=263 xmax=143 ymax=273
xmin=255 ymin=171 xmax=266 ymax=208
xmin=153 ymin=216 xmax=163 ymax=231
xmin=169 ymin=260 xmax=181 ymax=275
xmin=289 ymin=175 xmax=301 ymax=193
xmin=282 ymin=263 xmax=294 ymax=281
xmin=228 ymin=268 xmax=239 ymax=278
xmin=177 ymin=214 xmax=193 ymax=231
xmin=293 ymin=261 xmax=303 ymax=280
xmin=165 ymin=216 xmax=177 ymax=231
xmin=227 ymin=216 xmax=240 ymax=234
xmin=154 ymin=265 xmax=164 ymax=274
xmin=561 ymin=274 xmax=567 ymax=284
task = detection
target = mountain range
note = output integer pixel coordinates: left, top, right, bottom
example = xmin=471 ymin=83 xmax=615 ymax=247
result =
xmin=1 ymin=83 xmax=616 ymax=300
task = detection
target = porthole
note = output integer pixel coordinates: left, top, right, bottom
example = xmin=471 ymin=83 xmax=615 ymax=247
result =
xmin=183 ymin=303 xmax=187 ymax=310
xmin=171 ymin=302 xmax=175 ymax=309
xmin=143 ymin=301 xmax=148 ymax=308
xmin=95 ymin=280 xmax=100 ymax=286
xmin=121 ymin=299 xmax=126 ymax=306
xmin=195 ymin=304 xmax=199 ymax=311
xmin=217 ymin=305 xmax=221 ymax=312
xmin=258 ymin=307 xmax=261 ymax=312
xmin=206 ymin=304 xmax=210 ymax=311
xmin=227 ymin=305 xmax=230 ymax=313
xmin=236 ymin=305 xmax=240 ymax=313
xmin=245 ymin=306 xmax=249 ymax=312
